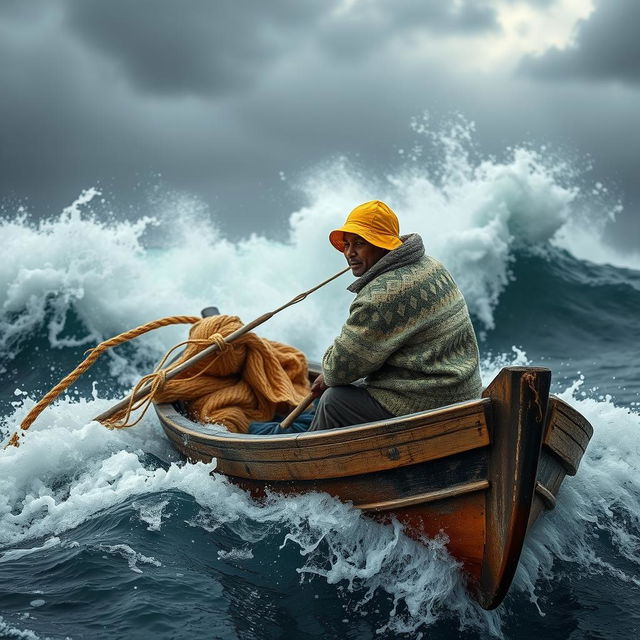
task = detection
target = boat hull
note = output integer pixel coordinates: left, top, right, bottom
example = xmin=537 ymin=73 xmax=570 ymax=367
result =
xmin=154 ymin=366 xmax=593 ymax=609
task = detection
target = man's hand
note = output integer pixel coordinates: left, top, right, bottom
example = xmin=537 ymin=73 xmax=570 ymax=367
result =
xmin=310 ymin=373 xmax=328 ymax=398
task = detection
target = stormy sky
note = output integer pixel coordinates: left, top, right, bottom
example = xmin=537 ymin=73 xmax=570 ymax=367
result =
xmin=1 ymin=0 xmax=639 ymax=250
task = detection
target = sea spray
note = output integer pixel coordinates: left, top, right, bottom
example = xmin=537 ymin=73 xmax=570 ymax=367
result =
xmin=0 ymin=115 xmax=612 ymax=382
xmin=0 ymin=615 xmax=41 ymax=640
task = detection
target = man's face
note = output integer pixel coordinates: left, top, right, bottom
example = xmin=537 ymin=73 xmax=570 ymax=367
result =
xmin=342 ymin=232 xmax=389 ymax=277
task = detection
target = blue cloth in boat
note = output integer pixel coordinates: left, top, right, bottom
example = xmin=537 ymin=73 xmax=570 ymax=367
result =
xmin=248 ymin=412 xmax=314 ymax=435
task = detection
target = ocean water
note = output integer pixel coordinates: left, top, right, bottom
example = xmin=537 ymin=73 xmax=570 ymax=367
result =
xmin=1 ymin=123 xmax=640 ymax=639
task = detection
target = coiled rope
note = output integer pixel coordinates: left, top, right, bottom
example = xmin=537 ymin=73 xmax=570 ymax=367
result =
xmin=5 ymin=315 xmax=201 ymax=447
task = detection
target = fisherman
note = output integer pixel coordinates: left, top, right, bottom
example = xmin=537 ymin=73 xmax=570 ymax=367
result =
xmin=309 ymin=200 xmax=482 ymax=430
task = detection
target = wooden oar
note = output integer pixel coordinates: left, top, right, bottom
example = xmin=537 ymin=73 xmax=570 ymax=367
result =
xmin=93 ymin=267 xmax=349 ymax=424
xmin=279 ymin=393 xmax=315 ymax=430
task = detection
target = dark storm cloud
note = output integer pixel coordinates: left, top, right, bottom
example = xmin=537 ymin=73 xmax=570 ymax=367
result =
xmin=63 ymin=0 xmax=500 ymax=95
xmin=355 ymin=0 xmax=499 ymax=32
xmin=0 ymin=0 xmax=40 ymax=19
xmin=317 ymin=0 xmax=498 ymax=58
xmin=504 ymin=0 xmax=557 ymax=5
xmin=64 ymin=0 xmax=332 ymax=96
xmin=520 ymin=0 xmax=640 ymax=84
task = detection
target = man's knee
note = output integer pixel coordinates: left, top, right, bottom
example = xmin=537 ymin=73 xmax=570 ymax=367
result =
xmin=311 ymin=386 xmax=351 ymax=430
xmin=318 ymin=386 xmax=346 ymax=406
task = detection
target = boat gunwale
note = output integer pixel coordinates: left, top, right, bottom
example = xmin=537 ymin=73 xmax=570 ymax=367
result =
xmin=155 ymin=396 xmax=492 ymax=446
xmin=549 ymin=396 xmax=594 ymax=439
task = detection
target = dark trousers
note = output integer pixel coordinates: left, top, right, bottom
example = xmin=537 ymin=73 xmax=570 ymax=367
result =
xmin=309 ymin=383 xmax=393 ymax=431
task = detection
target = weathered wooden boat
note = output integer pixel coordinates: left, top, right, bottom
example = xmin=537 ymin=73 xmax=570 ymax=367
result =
xmin=154 ymin=364 xmax=592 ymax=609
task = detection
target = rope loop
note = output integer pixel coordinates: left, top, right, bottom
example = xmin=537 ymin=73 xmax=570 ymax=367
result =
xmin=104 ymin=368 xmax=170 ymax=430
xmin=95 ymin=332 xmax=231 ymax=430
xmin=207 ymin=333 xmax=228 ymax=351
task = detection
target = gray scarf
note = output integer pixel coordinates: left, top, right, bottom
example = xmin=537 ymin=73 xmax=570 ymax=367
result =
xmin=347 ymin=233 xmax=425 ymax=294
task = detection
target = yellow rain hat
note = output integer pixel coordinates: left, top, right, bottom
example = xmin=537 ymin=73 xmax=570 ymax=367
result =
xmin=329 ymin=200 xmax=403 ymax=251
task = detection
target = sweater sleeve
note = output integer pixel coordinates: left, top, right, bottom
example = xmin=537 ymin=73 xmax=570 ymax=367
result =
xmin=322 ymin=294 xmax=402 ymax=386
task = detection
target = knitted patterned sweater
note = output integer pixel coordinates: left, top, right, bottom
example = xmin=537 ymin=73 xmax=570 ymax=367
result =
xmin=322 ymin=233 xmax=482 ymax=415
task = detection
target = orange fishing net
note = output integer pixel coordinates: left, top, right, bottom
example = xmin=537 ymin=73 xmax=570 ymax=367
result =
xmin=154 ymin=315 xmax=311 ymax=433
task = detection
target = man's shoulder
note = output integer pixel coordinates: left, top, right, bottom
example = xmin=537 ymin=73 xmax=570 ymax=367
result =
xmin=356 ymin=256 xmax=432 ymax=300
xmin=365 ymin=254 xmax=446 ymax=286
xmin=357 ymin=255 xmax=458 ymax=306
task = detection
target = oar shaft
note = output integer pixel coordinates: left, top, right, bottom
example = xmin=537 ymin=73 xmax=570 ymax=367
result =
xmin=279 ymin=393 xmax=315 ymax=430
xmin=93 ymin=267 xmax=349 ymax=424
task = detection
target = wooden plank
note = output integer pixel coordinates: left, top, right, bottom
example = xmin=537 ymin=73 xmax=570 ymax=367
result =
xmin=187 ymin=411 xmax=488 ymax=462
xmin=543 ymin=401 xmax=591 ymax=476
xmin=534 ymin=482 xmax=556 ymax=510
xmin=159 ymin=400 xmax=490 ymax=466
xmin=550 ymin=411 xmax=591 ymax=451
xmin=392 ymin=492 xmax=486 ymax=582
xmin=550 ymin=396 xmax=594 ymax=440
xmin=528 ymin=448 xmax=569 ymax=526
xmin=545 ymin=426 xmax=585 ymax=476
xmin=161 ymin=413 xmax=490 ymax=480
xmin=536 ymin=449 xmax=567 ymax=495
xmin=218 ymin=429 xmax=485 ymax=478
xmin=231 ymin=447 xmax=489 ymax=509
xmin=173 ymin=410 xmax=488 ymax=462
xmin=358 ymin=480 xmax=490 ymax=511
xmin=542 ymin=396 xmax=593 ymax=476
